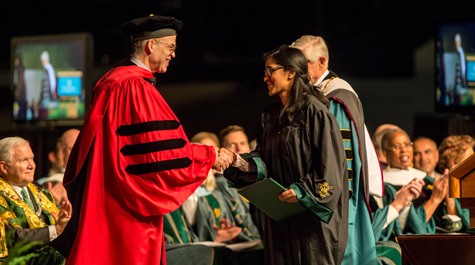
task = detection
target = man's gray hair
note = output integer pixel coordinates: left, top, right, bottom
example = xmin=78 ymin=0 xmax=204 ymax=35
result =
xmin=130 ymin=39 xmax=148 ymax=57
xmin=290 ymin=35 xmax=329 ymax=66
xmin=0 ymin=137 xmax=29 ymax=164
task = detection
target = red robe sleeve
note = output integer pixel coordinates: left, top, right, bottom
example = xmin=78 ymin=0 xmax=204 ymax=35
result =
xmin=104 ymin=76 xmax=215 ymax=216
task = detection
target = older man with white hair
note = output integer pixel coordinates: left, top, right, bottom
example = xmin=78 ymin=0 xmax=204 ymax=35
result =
xmin=0 ymin=137 xmax=71 ymax=264
xmin=40 ymin=51 xmax=56 ymax=102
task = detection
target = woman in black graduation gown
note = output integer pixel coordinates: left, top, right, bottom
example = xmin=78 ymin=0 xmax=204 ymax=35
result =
xmin=223 ymin=46 xmax=349 ymax=265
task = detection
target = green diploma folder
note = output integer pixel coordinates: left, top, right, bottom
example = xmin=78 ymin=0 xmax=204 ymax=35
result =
xmin=238 ymin=178 xmax=307 ymax=222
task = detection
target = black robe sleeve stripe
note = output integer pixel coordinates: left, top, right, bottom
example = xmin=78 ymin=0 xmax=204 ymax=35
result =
xmin=125 ymin=157 xmax=192 ymax=175
xmin=120 ymin=139 xmax=187 ymax=156
xmin=340 ymin=130 xmax=352 ymax=140
xmin=344 ymin=149 xmax=354 ymax=160
xmin=116 ymin=120 xmax=181 ymax=136
xmin=348 ymin=168 xmax=354 ymax=180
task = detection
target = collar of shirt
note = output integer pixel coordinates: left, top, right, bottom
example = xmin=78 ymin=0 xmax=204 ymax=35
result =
xmin=130 ymin=56 xmax=151 ymax=72
xmin=312 ymin=70 xmax=330 ymax=89
xmin=11 ymin=185 xmax=28 ymax=200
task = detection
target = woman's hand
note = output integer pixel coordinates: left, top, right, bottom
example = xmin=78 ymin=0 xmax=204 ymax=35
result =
xmin=430 ymin=174 xmax=448 ymax=205
xmin=213 ymin=218 xmax=242 ymax=243
xmin=391 ymin=184 xmax=416 ymax=212
xmin=279 ymin=189 xmax=299 ymax=203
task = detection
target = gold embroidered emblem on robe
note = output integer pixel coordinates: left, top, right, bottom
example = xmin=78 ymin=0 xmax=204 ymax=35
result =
xmin=214 ymin=208 xmax=221 ymax=218
xmin=318 ymin=182 xmax=333 ymax=198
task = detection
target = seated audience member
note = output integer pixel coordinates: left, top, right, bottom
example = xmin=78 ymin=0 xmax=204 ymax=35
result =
xmin=372 ymin=129 xmax=446 ymax=242
xmin=164 ymin=204 xmax=262 ymax=265
xmin=218 ymin=125 xmax=251 ymax=154
xmin=436 ymin=135 xmax=474 ymax=231
xmin=217 ymin=127 xmax=263 ymax=241
xmin=413 ymin=137 xmax=442 ymax=179
xmin=38 ymin=129 xmax=79 ymax=206
xmin=191 ymin=132 xmax=220 ymax=150
xmin=0 ymin=137 xmax=71 ymax=264
xmin=193 ymin=172 xmax=243 ymax=242
xmin=249 ymin=139 xmax=257 ymax=152
xmin=372 ymin=124 xmax=400 ymax=170
xmin=37 ymin=129 xmax=80 ymax=186
xmin=164 ymin=203 xmax=231 ymax=265
xmin=190 ymin=132 xmax=260 ymax=242
xmin=37 ymin=140 xmax=63 ymax=185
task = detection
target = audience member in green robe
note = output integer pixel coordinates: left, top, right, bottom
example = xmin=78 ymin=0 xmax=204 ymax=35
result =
xmin=214 ymin=173 xmax=260 ymax=242
xmin=0 ymin=137 xmax=72 ymax=265
xmin=191 ymin=131 xmax=261 ymax=242
xmin=164 ymin=206 xmax=221 ymax=265
xmin=435 ymin=135 xmax=473 ymax=231
xmin=372 ymin=129 xmax=471 ymax=244
xmin=164 ymin=174 xmax=263 ymax=265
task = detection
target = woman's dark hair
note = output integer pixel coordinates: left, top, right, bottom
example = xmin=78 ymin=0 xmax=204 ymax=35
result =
xmin=264 ymin=45 xmax=328 ymax=122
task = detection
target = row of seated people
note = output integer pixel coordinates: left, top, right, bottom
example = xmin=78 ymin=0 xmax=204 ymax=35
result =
xmin=165 ymin=123 xmax=475 ymax=265
xmin=0 ymin=123 xmax=472 ymax=264
xmin=371 ymin=124 xmax=474 ymax=264
xmin=164 ymin=126 xmax=264 ymax=265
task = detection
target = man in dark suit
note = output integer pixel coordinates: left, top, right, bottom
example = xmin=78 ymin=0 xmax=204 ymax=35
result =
xmin=0 ymin=137 xmax=71 ymax=264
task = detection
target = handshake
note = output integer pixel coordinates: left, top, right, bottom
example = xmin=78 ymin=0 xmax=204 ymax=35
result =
xmin=212 ymin=147 xmax=236 ymax=172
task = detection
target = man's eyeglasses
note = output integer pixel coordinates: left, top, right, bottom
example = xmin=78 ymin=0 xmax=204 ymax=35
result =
xmin=388 ymin=142 xmax=413 ymax=151
xmin=264 ymin=66 xmax=284 ymax=77
xmin=154 ymin=39 xmax=177 ymax=53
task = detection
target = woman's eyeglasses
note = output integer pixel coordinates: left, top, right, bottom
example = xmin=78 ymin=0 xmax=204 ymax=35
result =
xmin=389 ymin=142 xmax=413 ymax=151
xmin=264 ymin=66 xmax=284 ymax=77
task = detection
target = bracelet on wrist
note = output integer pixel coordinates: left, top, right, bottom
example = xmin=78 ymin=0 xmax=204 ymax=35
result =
xmin=444 ymin=201 xmax=455 ymax=207
xmin=231 ymin=153 xmax=237 ymax=166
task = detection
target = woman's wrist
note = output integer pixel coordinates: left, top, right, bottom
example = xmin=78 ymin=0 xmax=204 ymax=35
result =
xmin=444 ymin=199 xmax=455 ymax=207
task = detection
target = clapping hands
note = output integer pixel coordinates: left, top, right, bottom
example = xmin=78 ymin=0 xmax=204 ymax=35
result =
xmin=391 ymin=177 xmax=424 ymax=212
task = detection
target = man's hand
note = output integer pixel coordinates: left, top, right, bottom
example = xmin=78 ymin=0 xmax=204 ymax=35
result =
xmin=51 ymin=201 xmax=72 ymax=237
xmin=213 ymin=218 xmax=242 ymax=243
xmin=279 ymin=189 xmax=299 ymax=203
xmin=46 ymin=182 xmax=68 ymax=206
xmin=212 ymin=147 xmax=234 ymax=172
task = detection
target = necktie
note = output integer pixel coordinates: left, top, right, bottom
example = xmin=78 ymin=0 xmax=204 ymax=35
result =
xmin=21 ymin=188 xmax=35 ymax=210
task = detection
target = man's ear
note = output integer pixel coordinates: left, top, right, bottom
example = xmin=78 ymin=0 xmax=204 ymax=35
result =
xmin=0 ymin=161 xmax=8 ymax=176
xmin=145 ymin=39 xmax=154 ymax=54
xmin=318 ymin=56 xmax=327 ymax=67
xmin=48 ymin=151 xmax=56 ymax=164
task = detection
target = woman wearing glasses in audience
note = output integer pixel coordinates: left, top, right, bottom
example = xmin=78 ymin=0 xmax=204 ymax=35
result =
xmin=223 ymin=46 xmax=349 ymax=265
xmin=372 ymin=129 xmax=456 ymax=244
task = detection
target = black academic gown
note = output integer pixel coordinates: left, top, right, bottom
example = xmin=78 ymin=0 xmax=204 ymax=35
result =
xmin=225 ymin=95 xmax=349 ymax=265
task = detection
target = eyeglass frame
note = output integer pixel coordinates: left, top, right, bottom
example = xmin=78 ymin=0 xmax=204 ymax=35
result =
xmin=154 ymin=39 xmax=177 ymax=53
xmin=264 ymin=66 xmax=284 ymax=77
xmin=387 ymin=142 xmax=413 ymax=151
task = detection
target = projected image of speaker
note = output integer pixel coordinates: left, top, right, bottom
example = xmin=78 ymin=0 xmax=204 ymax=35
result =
xmin=11 ymin=33 xmax=93 ymax=126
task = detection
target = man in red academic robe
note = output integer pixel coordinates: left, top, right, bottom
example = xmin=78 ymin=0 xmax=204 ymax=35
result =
xmin=50 ymin=15 xmax=230 ymax=265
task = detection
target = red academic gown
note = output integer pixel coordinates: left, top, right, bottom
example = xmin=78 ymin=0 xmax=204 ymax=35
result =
xmin=51 ymin=63 xmax=215 ymax=265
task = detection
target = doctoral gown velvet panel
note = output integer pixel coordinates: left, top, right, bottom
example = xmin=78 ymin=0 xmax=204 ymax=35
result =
xmin=226 ymin=95 xmax=349 ymax=265
xmin=328 ymin=100 xmax=378 ymax=265
xmin=52 ymin=64 xmax=214 ymax=265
